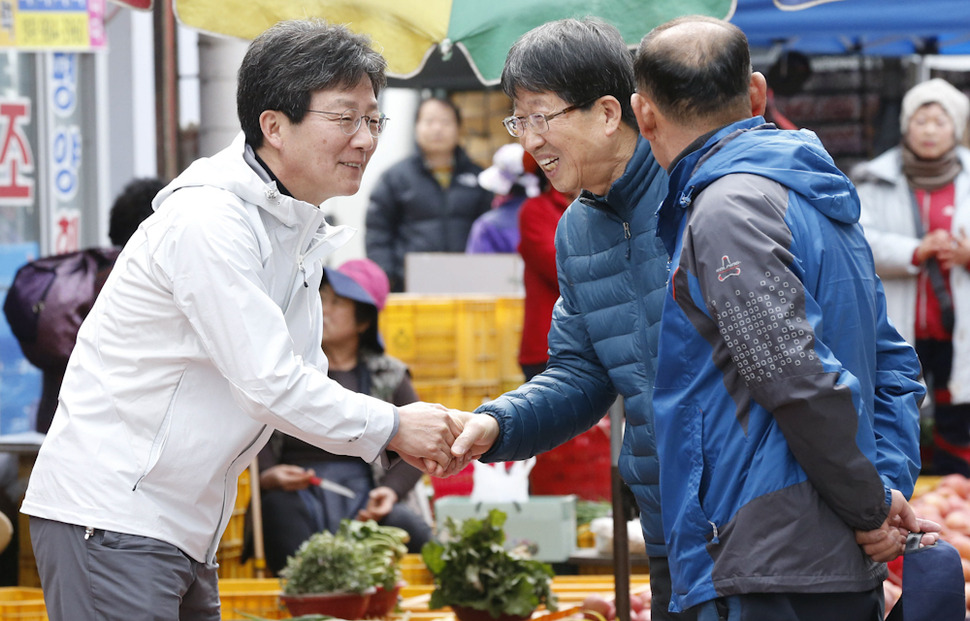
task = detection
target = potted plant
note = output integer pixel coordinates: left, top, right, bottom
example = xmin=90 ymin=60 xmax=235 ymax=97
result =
xmin=422 ymin=509 xmax=558 ymax=621
xmin=277 ymin=529 xmax=376 ymax=619
xmin=339 ymin=519 xmax=411 ymax=616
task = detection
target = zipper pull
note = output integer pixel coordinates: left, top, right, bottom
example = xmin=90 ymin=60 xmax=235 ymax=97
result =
xmin=84 ymin=527 xmax=94 ymax=540
xmin=623 ymin=222 xmax=632 ymax=259
xmin=709 ymin=521 xmax=720 ymax=545
xmin=299 ymin=259 xmax=308 ymax=288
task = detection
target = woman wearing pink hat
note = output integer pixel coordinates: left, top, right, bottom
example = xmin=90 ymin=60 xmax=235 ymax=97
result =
xmin=254 ymin=258 xmax=431 ymax=574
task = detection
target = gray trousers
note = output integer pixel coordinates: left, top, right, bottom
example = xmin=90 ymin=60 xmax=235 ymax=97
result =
xmin=29 ymin=517 xmax=221 ymax=621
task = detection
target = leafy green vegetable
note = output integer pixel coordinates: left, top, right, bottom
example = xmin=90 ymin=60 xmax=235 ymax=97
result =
xmin=338 ymin=519 xmax=409 ymax=590
xmin=575 ymin=501 xmax=612 ymax=527
xmin=422 ymin=509 xmax=557 ymax=619
xmin=278 ymin=519 xmax=410 ymax=596
xmin=279 ymin=530 xmax=371 ymax=595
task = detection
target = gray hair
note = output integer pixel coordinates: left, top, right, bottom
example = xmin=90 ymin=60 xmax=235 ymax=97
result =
xmin=500 ymin=18 xmax=637 ymax=130
xmin=237 ymin=19 xmax=387 ymax=148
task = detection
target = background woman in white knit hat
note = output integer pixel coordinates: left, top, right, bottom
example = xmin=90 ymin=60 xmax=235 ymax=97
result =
xmin=853 ymin=77 xmax=970 ymax=475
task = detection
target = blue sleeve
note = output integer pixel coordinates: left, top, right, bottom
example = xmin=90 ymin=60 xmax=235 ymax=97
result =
xmin=871 ymin=278 xmax=925 ymax=499
xmin=476 ymin=271 xmax=616 ymax=462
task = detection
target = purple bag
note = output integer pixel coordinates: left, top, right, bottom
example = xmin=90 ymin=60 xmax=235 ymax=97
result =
xmin=3 ymin=247 xmax=119 ymax=371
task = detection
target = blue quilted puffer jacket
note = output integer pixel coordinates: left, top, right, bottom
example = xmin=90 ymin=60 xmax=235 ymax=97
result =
xmin=477 ymin=136 xmax=671 ymax=556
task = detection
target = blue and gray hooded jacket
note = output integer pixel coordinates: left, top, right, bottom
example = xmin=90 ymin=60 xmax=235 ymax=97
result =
xmin=654 ymin=117 xmax=924 ymax=611
xmin=477 ymin=136 xmax=672 ymax=557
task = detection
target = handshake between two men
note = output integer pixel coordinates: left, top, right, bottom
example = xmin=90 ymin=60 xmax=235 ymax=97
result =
xmin=385 ymin=403 xmax=501 ymax=477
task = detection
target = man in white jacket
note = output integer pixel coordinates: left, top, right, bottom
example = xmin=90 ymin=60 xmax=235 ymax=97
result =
xmin=22 ymin=19 xmax=466 ymax=620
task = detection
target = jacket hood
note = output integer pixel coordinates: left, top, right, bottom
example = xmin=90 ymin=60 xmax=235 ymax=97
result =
xmin=668 ymin=118 xmax=860 ymax=226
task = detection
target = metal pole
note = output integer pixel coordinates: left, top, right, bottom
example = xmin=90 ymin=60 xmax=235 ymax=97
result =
xmin=609 ymin=397 xmax=630 ymax=621
xmin=153 ymin=0 xmax=180 ymax=179
xmin=248 ymin=459 xmax=267 ymax=578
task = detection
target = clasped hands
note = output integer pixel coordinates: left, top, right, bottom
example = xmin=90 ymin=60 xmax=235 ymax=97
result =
xmin=386 ymin=405 xmax=500 ymax=477
xmin=855 ymin=489 xmax=942 ymax=562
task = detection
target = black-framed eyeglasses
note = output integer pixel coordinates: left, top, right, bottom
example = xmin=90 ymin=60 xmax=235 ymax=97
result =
xmin=305 ymin=108 xmax=389 ymax=137
xmin=502 ymin=98 xmax=598 ymax=138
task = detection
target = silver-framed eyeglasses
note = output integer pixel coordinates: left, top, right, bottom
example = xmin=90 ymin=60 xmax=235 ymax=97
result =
xmin=305 ymin=108 xmax=388 ymax=137
xmin=502 ymin=98 xmax=597 ymax=138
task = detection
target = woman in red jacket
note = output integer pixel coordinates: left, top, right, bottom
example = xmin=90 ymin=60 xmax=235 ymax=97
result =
xmin=517 ymin=155 xmax=577 ymax=380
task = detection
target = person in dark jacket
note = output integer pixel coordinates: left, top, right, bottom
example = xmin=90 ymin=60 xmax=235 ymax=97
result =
xmin=365 ymin=97 xmax=493 ymax=291
xmin=257 ymin=258 xmax=431 ymax=574
xmin=629 ymin=15 xmax=936 ymax=619
xmin=448 ymin=18 xmax=688 ymax=621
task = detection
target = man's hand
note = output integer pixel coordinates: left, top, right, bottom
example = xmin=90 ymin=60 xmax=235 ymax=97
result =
xmin=356 ymin=486 xmax=397 ymax=522
xmin=855 ymin=489 xmax=942 ymax=562
xmin=387 ymin=402 xmax=464 ymax=476
xmin=259 ymin=464 xmax=315 ymax=491
xmin=451 ymin=413 xmax=500 ymax=462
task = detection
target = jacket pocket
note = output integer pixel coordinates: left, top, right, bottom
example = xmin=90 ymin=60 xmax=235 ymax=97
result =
xmin=660 ymin=398 xmax=715 ymax=597
xmin=132 ymin=371 xmax=183 ymax=490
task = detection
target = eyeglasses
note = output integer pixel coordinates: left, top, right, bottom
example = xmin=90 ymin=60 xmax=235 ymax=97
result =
xmin=305 ymin=108 xmax=389 ymax=137
xmin=502 ymin=98 xmax=597 ymax=138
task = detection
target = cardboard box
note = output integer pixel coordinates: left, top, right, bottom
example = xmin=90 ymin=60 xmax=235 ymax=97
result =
xmin=434 ymin=496 xmax=577 ymax=562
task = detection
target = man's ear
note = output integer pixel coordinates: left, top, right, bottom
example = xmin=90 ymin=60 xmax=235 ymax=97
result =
xmin=750 ymin=72 xmax=768 ymax=118
xmin=631 ymin=92 xmax=657 ymax=140
xmin=259 ymin=110 xmax=285 ymax=150
xmin=599 ymin=95 xmax=625 ymax=136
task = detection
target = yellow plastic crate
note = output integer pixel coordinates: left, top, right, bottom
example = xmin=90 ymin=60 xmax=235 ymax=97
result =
xmin=219 ymin=579 xmax=283 ymax=620
xmin=413 ymin=380 xmax=464 ymax=410
xmin=399 ymin=553 xmax=432 ymax=586
xmin=0 ymin=587 xmax=47 ymax=621
xmin=457 ymin=298 xmax=500 ymax=382
xmin=384 ymin=296 xmax=459 ymax=380
xmin=495 ymin=296 xmax=525 ymax=383
xmin=460 ymin=380 xmax=502 ymax=411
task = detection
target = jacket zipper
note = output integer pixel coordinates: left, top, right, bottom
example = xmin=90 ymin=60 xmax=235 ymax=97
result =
xmin=207 ymin=426 xmax=267 ymax=563
xmin=284 ymin=211 xmax=325 ymax=313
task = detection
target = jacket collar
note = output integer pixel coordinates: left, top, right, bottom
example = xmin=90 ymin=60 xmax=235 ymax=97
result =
xmin=579 ymin=135 xmax=664 ymax=218
xmin=657 ymin=117 xmax=767 ymax=257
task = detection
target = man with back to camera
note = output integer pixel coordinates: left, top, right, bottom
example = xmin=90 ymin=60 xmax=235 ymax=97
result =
xmin=628 ymin=15 xmax=935 ymax=620
xmin=21 ymin=19 xmax=467 ymax=620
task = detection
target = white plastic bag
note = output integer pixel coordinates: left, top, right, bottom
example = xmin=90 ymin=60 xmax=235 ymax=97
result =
xmin=470 ymin=457 xmax=536 ymax=504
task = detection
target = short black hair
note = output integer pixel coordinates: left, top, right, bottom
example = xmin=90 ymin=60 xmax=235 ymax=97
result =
xmin=108 ymin=177 xmax=167 ymax=246
xmin=633 ymin=16 xmax=751 ymax=124
xmin=236 ymin=19 xmax=387 ymax=148
xmin=416 ymin=96 xmax=462 ymax=127
xmin=501 ymin=18 xmax=637 ymax=130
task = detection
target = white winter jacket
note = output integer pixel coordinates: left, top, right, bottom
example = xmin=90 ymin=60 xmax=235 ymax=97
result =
xmin=22 ymin=133 xmax=398 ymax=563
xmin=854 ymin=145 xmax=970 ymax=402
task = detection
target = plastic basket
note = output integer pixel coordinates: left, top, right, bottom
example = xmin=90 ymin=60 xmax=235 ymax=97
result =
xmin=0 ymin=587 xmax=47 ymax=621
xmin=218 ymin=578 xmax=283 ymax=620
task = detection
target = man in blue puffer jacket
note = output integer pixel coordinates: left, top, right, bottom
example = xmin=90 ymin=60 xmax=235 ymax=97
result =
xmin=450 ymin=18 xmax=691 ymax=621
xmin=629 ymin=16 xmax=935 ymax=620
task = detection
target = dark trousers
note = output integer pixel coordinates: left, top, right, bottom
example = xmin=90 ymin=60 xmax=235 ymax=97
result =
xmin=918 ymin=339 xmax=970 ymax=475
xmin=30 ymin=517 xmax=220 ymax=621
xmin=693 ymin=589 xmax=883 ymax=621
xmin=649 ymin=555 xmax=698 ymax=621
